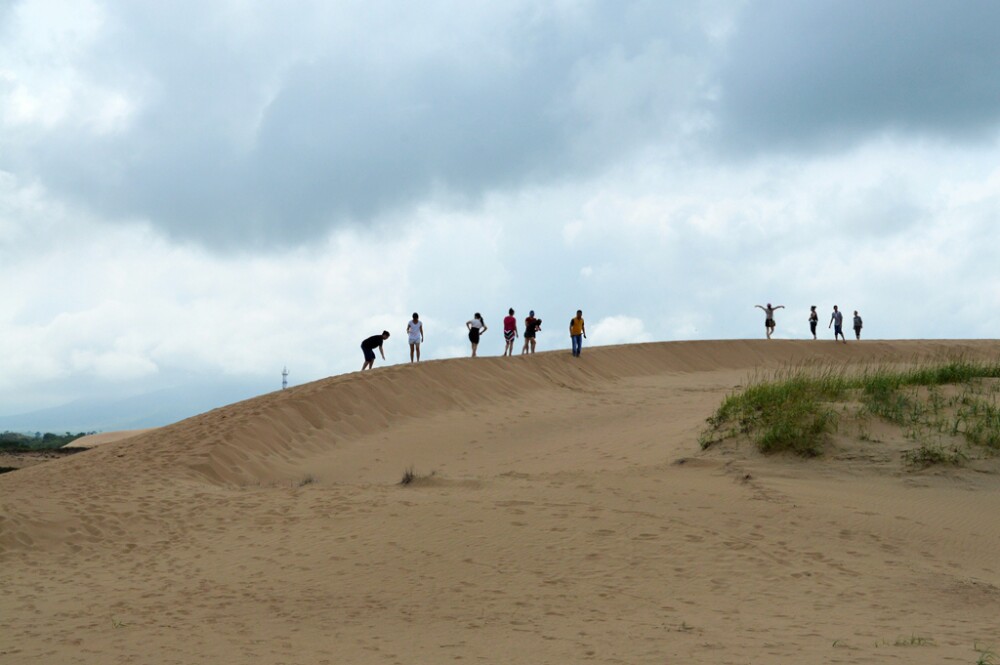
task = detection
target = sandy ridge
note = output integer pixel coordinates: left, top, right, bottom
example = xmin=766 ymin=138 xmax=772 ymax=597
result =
xmin=2 ymin=338 xmax=999 ymax=665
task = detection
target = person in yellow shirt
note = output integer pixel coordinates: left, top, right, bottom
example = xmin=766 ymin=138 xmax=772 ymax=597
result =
xmin=569 ymin=310 xmax=586 ymax=357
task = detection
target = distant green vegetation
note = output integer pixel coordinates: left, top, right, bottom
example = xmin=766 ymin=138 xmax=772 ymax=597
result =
xmin=700 ymin=360 xmax=1000 ymax=464
xmin=0 ymin=431 xmax=93 ymax=451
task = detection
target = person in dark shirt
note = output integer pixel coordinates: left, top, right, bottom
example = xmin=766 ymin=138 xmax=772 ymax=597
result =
xmin=361 ymin=331 xmax=390 ymax=371
xmin=521 ymin=310 xmax=541 ymax=355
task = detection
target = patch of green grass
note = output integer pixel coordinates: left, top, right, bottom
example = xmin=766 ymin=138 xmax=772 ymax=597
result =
xmin=902 ymin=444 xmax=962 ymax=468
xmin=961 ymin=397 xmax=1000 ymax=450
xmin=704 ymin=368 xmax=849 ymax=456
xmin=702 ymin=359 xmax=1000 ymax=459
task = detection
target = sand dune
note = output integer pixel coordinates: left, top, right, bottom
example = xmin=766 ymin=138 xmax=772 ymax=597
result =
xmin=65 ymin=429 xmax=158 ymax=449
xmin=2 ymin=339 xmax=999 ymax=664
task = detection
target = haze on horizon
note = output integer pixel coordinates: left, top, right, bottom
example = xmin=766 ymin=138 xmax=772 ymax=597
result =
xmin=2 ymin=0 xmax=1000 ymax=428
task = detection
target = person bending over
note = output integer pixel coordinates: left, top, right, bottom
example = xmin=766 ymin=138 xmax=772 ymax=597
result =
xmin=361 ymin=331 xmax=390 ymax=371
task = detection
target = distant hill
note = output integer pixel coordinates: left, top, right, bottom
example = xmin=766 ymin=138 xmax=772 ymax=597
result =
xmin=0 ymin=379 xmax=277 ymax=433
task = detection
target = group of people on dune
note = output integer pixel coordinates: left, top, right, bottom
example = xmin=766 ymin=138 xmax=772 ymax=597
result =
xmin=360 ymin=309 xmax=587 ymax=371
xmin=359 ymin=302 xmax=863 ymax=372
xmin=756 ymin=303 xmax=862 ymax=343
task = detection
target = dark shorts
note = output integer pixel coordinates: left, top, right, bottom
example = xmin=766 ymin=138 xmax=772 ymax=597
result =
xmin=469 ymin=329 xmax=480 ymax=344
xmin=834 ymin=325 xmax=843 ymax=335
xmin=362 ymin=344 xmax=375 ymax=362
xmin=765 ymin=318 xmax=775 ymax=328
xmin=524 ymin=330 xmax=535 ymax=339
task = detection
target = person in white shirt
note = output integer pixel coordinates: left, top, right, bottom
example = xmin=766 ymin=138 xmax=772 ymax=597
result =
xmin=466 ymin=313 xmax=488 ymax=357
xmin=406 ymin=313 xmax=424 ymax=362
xmin=754 ymin=303 xmax=784 ymax=339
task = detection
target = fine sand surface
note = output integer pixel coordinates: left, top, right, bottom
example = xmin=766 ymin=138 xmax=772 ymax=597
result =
xmin=66 ymin=429 xmax=159 ymax=449
xmin=2 ymin=339 xmax=999 ymax=664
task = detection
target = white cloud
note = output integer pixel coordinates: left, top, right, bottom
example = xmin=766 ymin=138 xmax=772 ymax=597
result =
xmin=0 ymin=0 xmax=141 ymax=133
xmin=590 ymin=315 xmax=653 ymax=346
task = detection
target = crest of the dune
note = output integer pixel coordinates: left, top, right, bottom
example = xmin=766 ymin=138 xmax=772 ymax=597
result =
xmin=4 ymin=339 xmax=998 ymax=492
xmin=64 ymin=429 xmax=158 ymax=449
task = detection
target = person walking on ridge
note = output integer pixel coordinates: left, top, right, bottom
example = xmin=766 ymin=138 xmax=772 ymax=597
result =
xmin=569 ymin=310 xmax=586 ymax=357
xmin=808 ymin=306 xmax=819 ymax=340
xmin=467 ymin=313 xmax=487 ymax=357
xmin=503 ymin=308 xmax=518 ymax=357
xmin=361 ymin=331 xmax=390 ymax=371
xmin=522 ymin=310 xmax=541 ymax=354
xmin=755 ymin=303 xmax=785 ymax=339
xmin=406 ymin=313 xmax=424 ymax=362
xmin=853 ymin=311 xmax=863 ymax=340
xmin=829 ymin=305 xmax=847 ymax=343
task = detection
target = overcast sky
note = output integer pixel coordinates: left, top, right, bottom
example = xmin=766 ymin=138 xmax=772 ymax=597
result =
xmin=2 ymin=0 xmax=999 ymax=421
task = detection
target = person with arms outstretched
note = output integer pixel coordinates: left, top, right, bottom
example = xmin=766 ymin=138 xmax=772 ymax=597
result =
xmin=406 ymin=313 xmax=424 ymax=362
xmin=569 ymin=310 xmax=586 ymax=357
xmin=755 ymin=303 xmax=784 ymax=339
xmin=361 ymin=331 xmax=390 ymax=371
xmin=829 ymin=305 xmax=847 ymax=343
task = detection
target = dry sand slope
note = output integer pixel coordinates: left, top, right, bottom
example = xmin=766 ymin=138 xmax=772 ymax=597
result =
xmin=2 ymin=339 xmax=999 ymax=664
xmin=66 ymin=430 xmax=158 ymax=449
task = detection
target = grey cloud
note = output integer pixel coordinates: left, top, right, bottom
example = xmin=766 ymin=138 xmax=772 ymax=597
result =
xmin=716 ymin=0 xmax=1000 ymax=152
xmin=244 ymin=53 xmax=572 ymax=239
xmin=1 ymin=0 xmax=721 ymax=248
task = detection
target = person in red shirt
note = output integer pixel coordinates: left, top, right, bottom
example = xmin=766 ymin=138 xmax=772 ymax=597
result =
xmin=503 ymin=308 xmax=518 ymax=357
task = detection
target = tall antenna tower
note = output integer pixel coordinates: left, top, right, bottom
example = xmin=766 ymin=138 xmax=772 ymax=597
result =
xmin=282 ymin=366 xmax=289 ymax=390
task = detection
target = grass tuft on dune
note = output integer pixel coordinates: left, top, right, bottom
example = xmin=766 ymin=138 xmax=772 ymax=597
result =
xmin=701 ymin=359 xmax=1000 ymax=462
